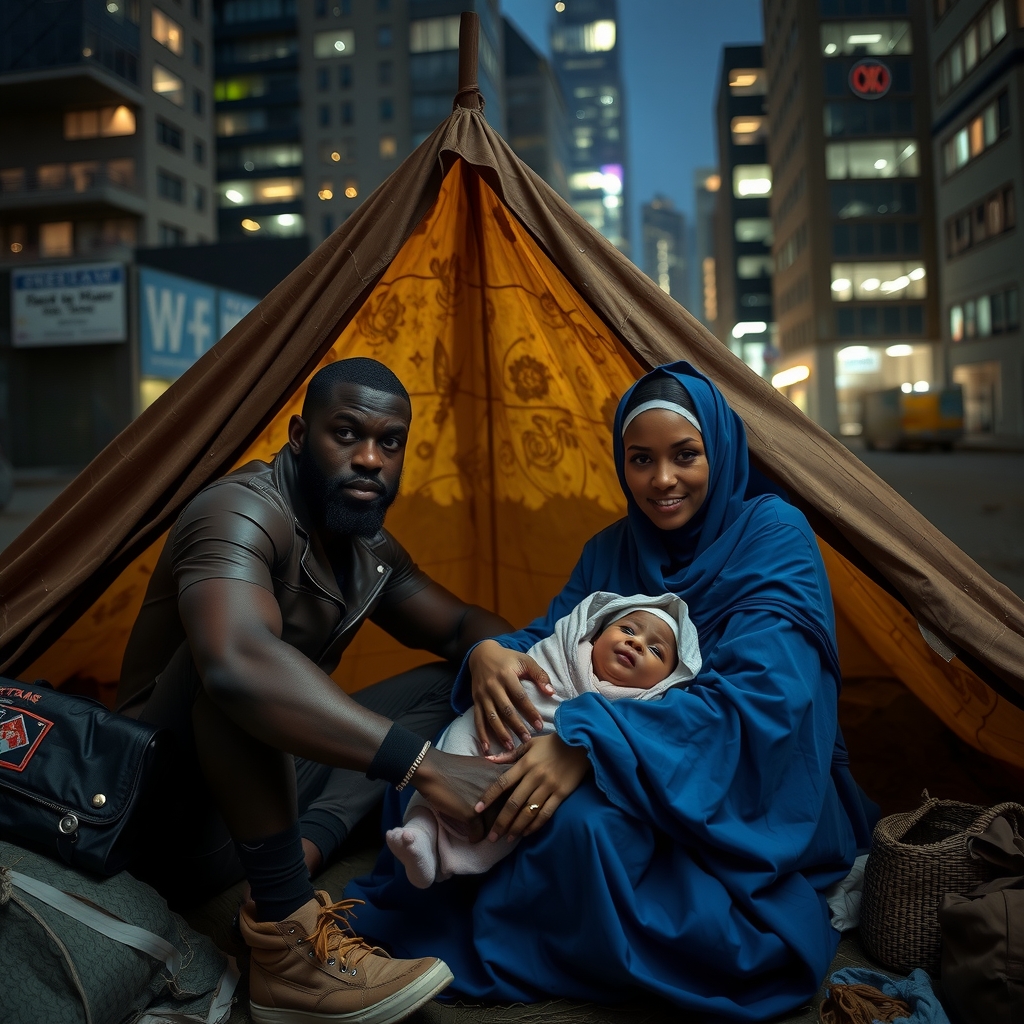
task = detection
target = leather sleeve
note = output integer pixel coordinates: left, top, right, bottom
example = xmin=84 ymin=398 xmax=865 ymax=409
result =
xmin=171 ymin=481 xmax=294 ymax=597
xmin=374 ymin=530 xmax=431 ymax=608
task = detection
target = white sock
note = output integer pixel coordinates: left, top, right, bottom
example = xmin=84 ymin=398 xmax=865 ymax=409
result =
xmin=386 ymin=808 xmax=440 ymax=889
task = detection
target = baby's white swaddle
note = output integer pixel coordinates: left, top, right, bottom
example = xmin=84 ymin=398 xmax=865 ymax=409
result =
xmin=392 ymin=592 xmax=701 ymax=886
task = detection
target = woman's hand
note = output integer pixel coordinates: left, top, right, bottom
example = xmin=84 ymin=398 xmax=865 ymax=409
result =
xmin=468 ymin=640 xmax=555 ymax=753
xmin=474 ymin=733 xmax=591 ymax=842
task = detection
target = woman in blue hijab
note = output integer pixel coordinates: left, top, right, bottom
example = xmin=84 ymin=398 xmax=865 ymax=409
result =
xmin=347 ymin=362 xmax=878 ymax=1020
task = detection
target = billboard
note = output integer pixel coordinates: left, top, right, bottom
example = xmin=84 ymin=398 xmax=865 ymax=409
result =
xmin=140 ymin=268 xmax=259 ymax=379
xmin=11 ymin=262 xmax=126 ymax=347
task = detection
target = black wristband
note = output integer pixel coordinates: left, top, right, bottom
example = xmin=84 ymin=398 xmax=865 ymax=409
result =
xmin=366 ymin=723 xmax=428 ymax=786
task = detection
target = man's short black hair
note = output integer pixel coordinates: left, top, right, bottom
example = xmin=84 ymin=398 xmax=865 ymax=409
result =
xmin=302 ymin=358 xmax=411 ymax=419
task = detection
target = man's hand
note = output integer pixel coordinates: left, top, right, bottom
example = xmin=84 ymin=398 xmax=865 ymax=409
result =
xmin=411 ymin=747 xmax=510 ymax=842
xmin=475 ymin=734 xmax=591 ymax=842
xmin=468 ymin=640 xmax=555 ymax=752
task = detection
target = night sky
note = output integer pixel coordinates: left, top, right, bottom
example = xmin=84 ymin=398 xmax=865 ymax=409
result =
xmin=503 ymin=0 xmax=765 ymax=244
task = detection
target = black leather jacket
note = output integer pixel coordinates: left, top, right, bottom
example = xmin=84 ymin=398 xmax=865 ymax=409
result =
xmin=118 ymin=446 xmax=429 ymax=706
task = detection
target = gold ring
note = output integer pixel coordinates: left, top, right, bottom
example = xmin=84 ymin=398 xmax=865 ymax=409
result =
xmin=528 ymin=803 xmax=541 ymax=813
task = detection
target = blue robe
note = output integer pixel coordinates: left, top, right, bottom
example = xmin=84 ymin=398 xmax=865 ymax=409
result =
xmin=347 ymin=362 xmax=878 ymax=1020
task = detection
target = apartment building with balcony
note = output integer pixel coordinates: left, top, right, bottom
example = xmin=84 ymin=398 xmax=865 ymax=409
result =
xmin=0 ymin=0 xmax=215 ymax=467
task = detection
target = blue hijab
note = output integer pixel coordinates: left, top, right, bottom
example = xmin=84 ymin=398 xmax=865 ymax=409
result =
xmin=612 ymin=360 xmax=842 ymax=681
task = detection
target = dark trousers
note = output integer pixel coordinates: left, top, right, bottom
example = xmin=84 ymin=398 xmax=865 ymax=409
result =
xmin=131 ymin=653 xmax=457 ymax=907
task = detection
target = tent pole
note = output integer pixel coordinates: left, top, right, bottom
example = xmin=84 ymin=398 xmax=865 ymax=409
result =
xmin=454 ymin=11 xmax=484 ymax=112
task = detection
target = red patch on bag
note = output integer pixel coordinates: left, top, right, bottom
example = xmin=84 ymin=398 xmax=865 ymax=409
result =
xmin=0 ymin=707 xmax=52 ymax=772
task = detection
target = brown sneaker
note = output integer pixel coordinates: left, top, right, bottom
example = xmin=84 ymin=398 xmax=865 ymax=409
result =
xmin=239 ymin=891 xmax=453 ymax=1024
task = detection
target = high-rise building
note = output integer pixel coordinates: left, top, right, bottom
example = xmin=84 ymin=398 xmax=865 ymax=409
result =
xmin=407 ymin=0 xmax=504 ymax=147
xmin=713 ymin=45 xmax=773 ymax=375
xmin=762 ymin=0 xmax=938 ymax=435
xmin=1 ymin=0 xmax=216 ymax=258
xmin=692 ymin=166 xmax=721 ymax=329
xmin=214 ymin=0 xmax=503 ymax=247
xmin=928 ymin=0 xmax=1024 ymax=437
xmin=504 ymin=17 xmax=569 ymax=199
xmin=0 ymin=0 xmax=216 ymax=467
xmin=641 ymin=196 xmax=687 ymax=306
xmin=550 ymin=0 xmax=629 ymax=253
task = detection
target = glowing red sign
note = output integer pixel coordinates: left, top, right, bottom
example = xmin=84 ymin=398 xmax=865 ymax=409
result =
xmin=849 ymin=59 xmax=892 ymax=99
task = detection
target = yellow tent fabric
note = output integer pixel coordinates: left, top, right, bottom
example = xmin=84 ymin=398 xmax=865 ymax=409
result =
xmin=22 ymin=159 xmax=1024 ymax=769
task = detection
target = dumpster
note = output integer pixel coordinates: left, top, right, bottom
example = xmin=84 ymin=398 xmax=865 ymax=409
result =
xmin=862 ymin=386 xmax=964 ymax=450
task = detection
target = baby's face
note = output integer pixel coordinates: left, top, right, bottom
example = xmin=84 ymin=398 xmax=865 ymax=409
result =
xmin=591 ymin=610 xmax=678 ymax=690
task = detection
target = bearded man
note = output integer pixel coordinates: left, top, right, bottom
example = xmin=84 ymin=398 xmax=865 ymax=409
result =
xmin=117 ymin=358 xmax=541 ymax=1024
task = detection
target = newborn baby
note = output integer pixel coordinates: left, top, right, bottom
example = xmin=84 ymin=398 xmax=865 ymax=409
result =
xmin=387 ymin=591 xmax=702 ymax=888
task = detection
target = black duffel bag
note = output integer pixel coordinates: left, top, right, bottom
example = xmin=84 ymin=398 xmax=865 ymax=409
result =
xmin=0 ymin=678 xmax=167 ymax=875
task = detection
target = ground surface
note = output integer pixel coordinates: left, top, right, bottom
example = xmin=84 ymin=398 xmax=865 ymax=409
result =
xmin=857 ymin=446 xmax=1024 ymax=599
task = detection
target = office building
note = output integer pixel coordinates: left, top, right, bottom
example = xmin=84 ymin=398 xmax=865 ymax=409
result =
xmin=928 ymin=0 xmax=1024 ymax=436
xmin=641 ymin=196 xmax=687 ymax=306
xmin=713 ymin=45 xmax=774 ymax=375
xmin=504 ymin=18 xmax=569 ymax=199
xmin=214 ymin=0 xmax=503 ymax=247
xmin=550 ymin=0 xmax=630 ymax=253
xmin=0 ymin=0 xmax=216 ymax=467
xmin=762 ymin=0 xmax=938 ymax=435
xmin=692 ymin=166 xmax=720 ymax=329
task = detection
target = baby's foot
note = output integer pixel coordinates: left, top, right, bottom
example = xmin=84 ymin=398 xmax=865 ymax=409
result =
xmin=386 ymin=826 xmax=439 ymax=889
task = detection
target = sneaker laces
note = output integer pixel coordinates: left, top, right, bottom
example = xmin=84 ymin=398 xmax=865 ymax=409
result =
xmin=304 ymin=897 xmax=388 ymax=969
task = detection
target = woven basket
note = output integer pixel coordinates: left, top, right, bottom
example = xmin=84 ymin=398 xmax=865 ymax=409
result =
xmin=860 ymin=794 xmax=1024 ymax=975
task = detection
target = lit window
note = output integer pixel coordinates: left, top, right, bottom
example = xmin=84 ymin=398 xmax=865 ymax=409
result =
xmin=64 ymin=105 xmax=136 ymax=139
xmin=735 ymin=218 xmax=773 ymax=243
xmin=313 ymin=30 xmax=355 ymax=58
xmin=728 ymin=68 xmax=767 ymax=95
xmin=942 ymin=92 xmax=1009 ymax=175
xmin=379 ymin=135 xmax=397 ymax=159
xmin=819 ymin=20 xmax=912 ymax=57
xmin=268 ymin=213 xmax=305 ymax=236
xmin=152 ymin=8 xmax=184 ymax=56
xmin=731 ymin=115 xmax=769 ymax=146
xmin=950 ymin=305 xmax=964 ymax=341
xmin=733 ymin=165 xmax=772 ymax=197
xmin=40 ymin=221 xmax=74 ymax=257
xmin=238 ymin=144 xmax=303 ymax=170
xmin=153 ymin=64 xmax=185 ymax=106
xmin=737 ymin=255 xmax=773 ymax=278
xmin=216 ymin=110 xmax=267 ymax=136
xmin=214 ymin=76 xmax=267 ymax=102
xmin=218 ymin=177 xmax=302 ymax=206
xmin=831 ymin=262 xmax=927 ymax=301
xmin=551 ymin=19 xmax=616 ymax=54
xmin=409 ymin=16 xmax=461 ymax=52
xmin=826 ymin=140 xmax=919 ymax=179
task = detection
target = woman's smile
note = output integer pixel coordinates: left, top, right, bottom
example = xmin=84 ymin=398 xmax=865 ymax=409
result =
xmin=622 ymin=408 xmax=710 ymax=531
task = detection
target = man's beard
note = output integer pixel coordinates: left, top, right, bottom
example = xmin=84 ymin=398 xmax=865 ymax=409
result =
xmin=297 ymin=445 xmax=400 ymax=538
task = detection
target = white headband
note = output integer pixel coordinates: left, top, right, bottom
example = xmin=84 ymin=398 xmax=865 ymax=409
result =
xmin=621 ymin=400 xmax=702 ymax=437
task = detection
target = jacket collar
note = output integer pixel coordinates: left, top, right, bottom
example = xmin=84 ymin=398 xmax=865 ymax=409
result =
xmin=272 ymin=446 xmax=345 ymax=605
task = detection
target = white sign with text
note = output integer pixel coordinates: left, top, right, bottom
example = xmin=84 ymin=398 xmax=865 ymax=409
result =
xmin=11 ymin=262 xmax=126 ymax=347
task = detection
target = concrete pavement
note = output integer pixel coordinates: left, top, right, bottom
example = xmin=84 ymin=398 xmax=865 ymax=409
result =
xmin=856 ymin=446 xmax=1024 ymax=600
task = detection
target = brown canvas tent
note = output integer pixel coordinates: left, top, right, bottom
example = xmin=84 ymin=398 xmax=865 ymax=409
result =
xmin=1 ymin=20 xmax=1023 ymax=774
